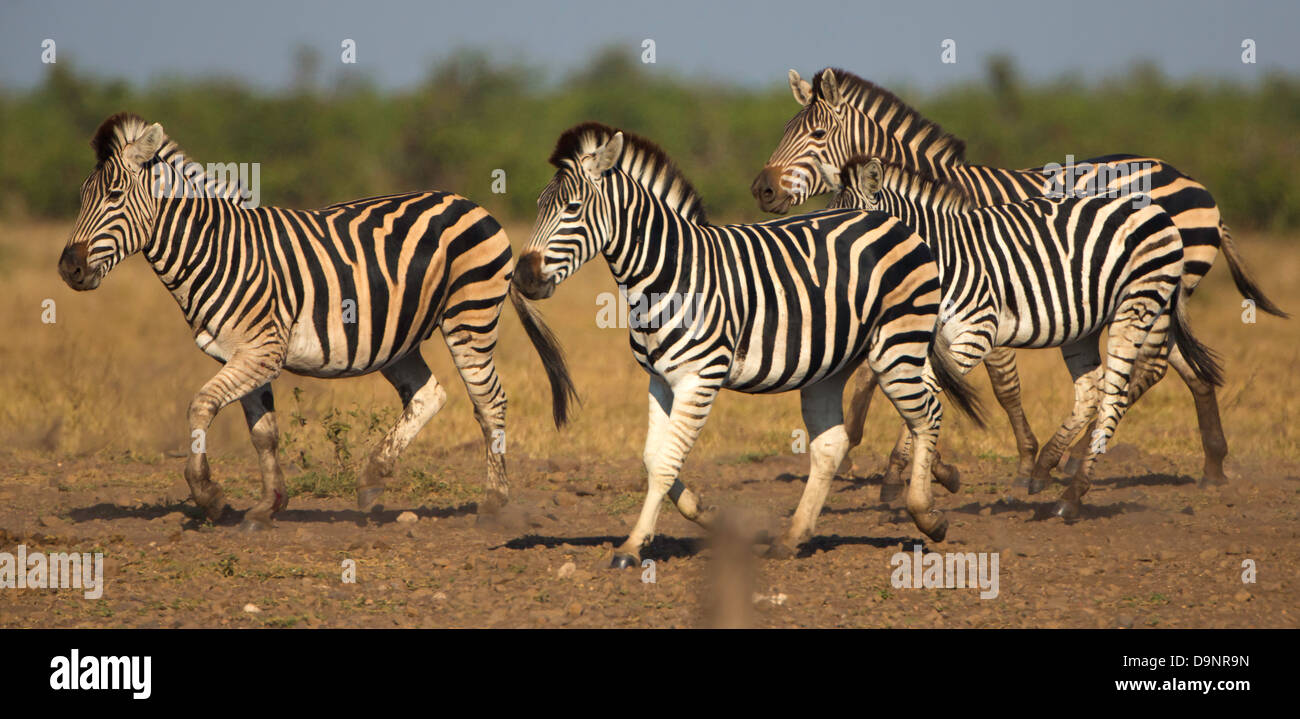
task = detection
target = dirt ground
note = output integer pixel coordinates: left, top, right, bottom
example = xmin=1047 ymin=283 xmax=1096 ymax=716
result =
xmin=1 ymin=222 xmax=1297 ymax=628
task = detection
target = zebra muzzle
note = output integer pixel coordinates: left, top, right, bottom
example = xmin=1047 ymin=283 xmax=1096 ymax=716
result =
xmin=58 ymin=243 xmax=100 ymax=291
xmin=513 ymin=252 xmax=556 ymax=300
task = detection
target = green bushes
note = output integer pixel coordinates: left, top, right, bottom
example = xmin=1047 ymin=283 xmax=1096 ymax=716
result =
xmin=3 ymin=50 xmax=1297 ymax=229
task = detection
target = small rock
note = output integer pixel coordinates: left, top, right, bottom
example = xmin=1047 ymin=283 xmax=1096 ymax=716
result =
xmin=396 ymin=511 xmax=418 ymax=524
xmin=1116 ymin=614 xmax=1135 ymax=629
xmin=557 ymin=561 xmax=577 ymax=579
xmin=430 ymin=557 xmax=451 ymax=568
xmin=1233 ymin=590 xmax=1252 ymax=603
xmin=432 ymin=591 xmax=447 ymax=601
xmin=978 ymin=507 xmax=991 ymax=517
xmin=566 ymin=602 xmax=584 ymax=619
xmin=1198 ymin=548 xmax=1218 ymax=561
xmin=242 ymin=603 xmax=261 ymax=614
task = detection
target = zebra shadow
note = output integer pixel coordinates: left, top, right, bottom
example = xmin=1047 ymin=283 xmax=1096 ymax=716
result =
xmin=501 ymin=533 xmax=704 ymax=561
xmin=63 ymin=499 xmax=478 ymax=529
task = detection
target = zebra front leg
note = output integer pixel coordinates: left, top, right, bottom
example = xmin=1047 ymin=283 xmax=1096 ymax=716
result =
xmin=984 ymin=348 xmax=1040 ymax=486
xmin=357 ymin=353 xmax=447 ymax=513
xmin=186 ymin=349 xmax=285 ymax=522
xmin=238 ymin=383 xmax=289 ymax=531
xmin=768 ymin=373 xmax=850 ymax=558
xmin=611 ymin=375 xmax=719 ymax=569
xmin=1054 ymin=299 xmax=1162 ymax=519
xmin=1028 ymin=337 xmax=1102 ymax=494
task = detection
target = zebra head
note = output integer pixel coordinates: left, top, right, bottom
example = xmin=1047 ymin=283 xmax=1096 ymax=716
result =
xmin=516 ymin=126 xmax=625 ymax=300
xmin=822 ymin=156 xmax=884 ymax=211
xmin=752 ymin=69 xmax=859 ymax=214
xmin=58 ymin=113 xmax=167 ymax=291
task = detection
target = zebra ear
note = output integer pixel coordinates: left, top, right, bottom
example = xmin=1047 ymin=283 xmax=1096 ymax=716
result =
xmin=585 ymin=132 xmax=624 ymax=180
xmin=819 ymin=69 xmax=844 ymax=108
xmin=856 ymin=158 xmax=884 ymax=195
xmin=815 ymin=160 xmax=842 ymax=192
xmin=123 ymin=123 xmax=165 ymax=170
xmin=789 ymin=69 xmax=813 ymax=106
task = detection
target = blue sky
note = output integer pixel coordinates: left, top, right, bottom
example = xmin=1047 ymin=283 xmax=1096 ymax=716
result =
xmin=2 ymin=0 xmax=1297 ymax=91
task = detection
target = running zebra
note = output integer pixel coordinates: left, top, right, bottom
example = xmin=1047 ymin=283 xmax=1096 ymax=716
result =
xmin=57 ymin=113 xmax=577 ymax=529
xmin=753 ymin=68 xmax=1286 ymax=490
xmin=822 ymin=155 xmax=1221 ymax=518
xmin=513 ymin=122 xmax=983 ymax=563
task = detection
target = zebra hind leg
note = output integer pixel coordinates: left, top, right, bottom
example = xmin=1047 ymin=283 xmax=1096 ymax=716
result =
xmin=443 ymin=330 xmax=510 ymax=520
xmin=875 ymin=361 xmax=949 ymax=542
xmin=357 ymin=352 xmax=448 ymax=514
xmin=1054 ymin=298 xmax=1164 ymax=520
xmin=238 ymin=383 xmax=289 ymax=531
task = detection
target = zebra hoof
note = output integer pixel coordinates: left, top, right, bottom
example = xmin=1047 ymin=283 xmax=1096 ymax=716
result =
xmin=879 ymin=482 xmax=904 ymax=504
xmin=609 ymin=553 xmax=639 ymax=570
xmin=238 ymin=516 xmax=274 ymax=532
xmin=764 ymin=542 xmax=798 ymax=560
xmin=919 ymin=514 xmax=948 ymax=543
xmin=1198 ymin=474 xmax=1228 ymax=489
xmin=1052 ymin=498 xmax=1082 ymax=521
xmin=357 ymin=486 xmax=385 ymax=513
xmin=199 ymin=490 xmax=227 ymax=523
xmin=1026 ymin=476 xmax=1047 ymax=495
xmin=936 ymin=467 xmax=961 ymax=494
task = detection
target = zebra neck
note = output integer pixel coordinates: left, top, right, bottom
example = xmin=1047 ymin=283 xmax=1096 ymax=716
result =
xmin=848 ymin=115 xmax=966 ymax=182
xmin=144 ymin=196 xmax=255 ymax=294
xmin=600 ymin=190 xmax=697 ymax=291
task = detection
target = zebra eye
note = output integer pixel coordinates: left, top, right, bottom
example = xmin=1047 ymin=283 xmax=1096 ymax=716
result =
xmin=106 ymin=188 xmax=125 ymax=200
xmin=564 ymin=201 xmax=581 ymax=213
xmin=810 ymin=128 xmax=828 ymax=140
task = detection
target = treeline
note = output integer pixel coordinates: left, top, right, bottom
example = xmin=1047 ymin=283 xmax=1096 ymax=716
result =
xmin=3 ymin=48 xmax=1299 ymax=229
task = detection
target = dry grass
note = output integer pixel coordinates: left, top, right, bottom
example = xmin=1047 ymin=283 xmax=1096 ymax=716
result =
xmin=1 ymin=220 xmax=1296 ymax=479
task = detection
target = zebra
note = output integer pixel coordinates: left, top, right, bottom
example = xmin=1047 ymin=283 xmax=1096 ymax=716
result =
xmin=56 ymin=112 xmax=577 ymax=530
xmin=752 ymin=67 xmax=1286 ymax=493
xmin=821 ymin=154 xmax=1222 ymax=519
xmin=512 ymin=122 xmax=983 ymax=564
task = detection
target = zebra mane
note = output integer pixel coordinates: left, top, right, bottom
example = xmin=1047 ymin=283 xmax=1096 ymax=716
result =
xmin=841 ymin=154 xmax=972 ymax=211
xmin=812 ymin=68 xmax=967 ymax=166
xmin=90 ymin=112 xmax=245 ymax=203
xmin=549 ymin=122 xmax=708 ymax=223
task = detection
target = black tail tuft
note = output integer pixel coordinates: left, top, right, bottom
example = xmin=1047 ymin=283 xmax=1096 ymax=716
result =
xmin=929 ymin=335 xmax=985 ymax=429
xmin=1168 ymin=285 xmax=1224 ymax=388
xmin=1220 ymin=222 xmax=1289 ymax=318
xmin=509 ymin=285 xmax=580 ymax=427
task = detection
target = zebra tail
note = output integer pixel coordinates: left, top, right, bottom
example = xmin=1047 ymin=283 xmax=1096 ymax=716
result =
xmin=1168 ymin=284 xmax=1225 ymax=388
xmin=1219 ymin=221 xmax=1289 ymax=318
xmin=928 ymin=335 xmax=985 ymax=429
xmin=509 ymin=285 xmax=580 ymax=428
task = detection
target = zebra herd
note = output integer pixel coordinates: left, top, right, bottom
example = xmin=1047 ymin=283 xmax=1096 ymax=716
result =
xmin=57 ymin=67 xmax=1285 ymax=567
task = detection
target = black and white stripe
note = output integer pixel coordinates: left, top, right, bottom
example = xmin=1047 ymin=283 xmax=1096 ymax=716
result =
xmin=58 ymin=112 xmax=576 ymax=527
xmin=515 ymin=122 xmax=983 ymax=561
